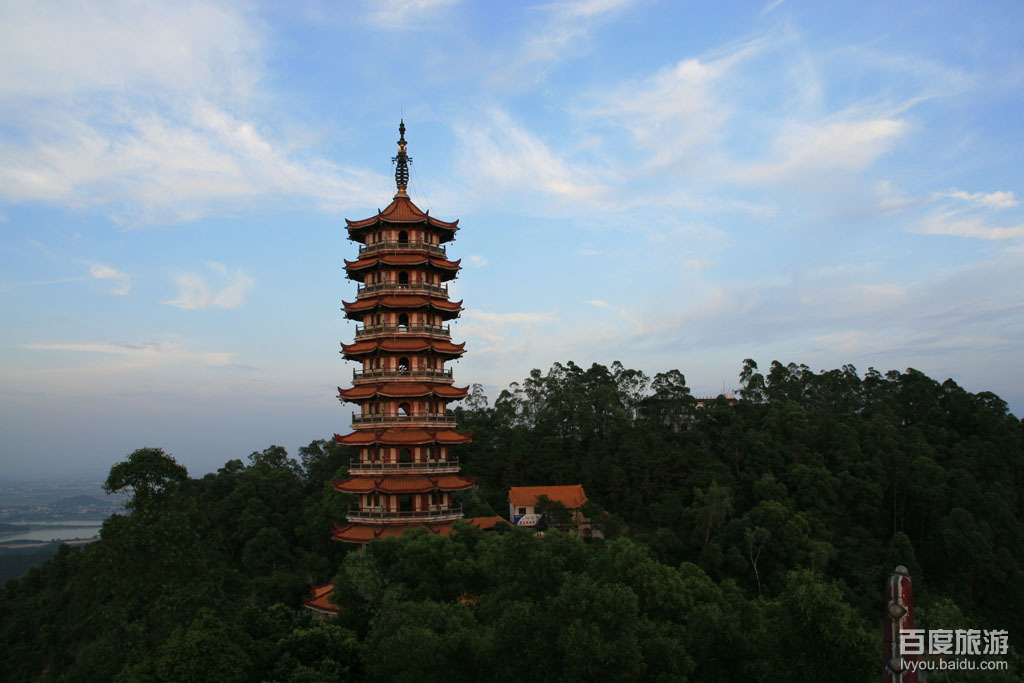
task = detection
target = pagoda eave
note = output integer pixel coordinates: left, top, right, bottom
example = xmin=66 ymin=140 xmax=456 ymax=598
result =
xmin=333 ymin=474 xmax=477 ymax=495
xmin=340 ymin=338 xmax=467 ymax=358
xmin=338 ymin=383 xmax=470 ymax=401
xmin=334 ymin=428 xmax=473 ymax=446
xmin=332 ymin=521 xmax=455 ymax=544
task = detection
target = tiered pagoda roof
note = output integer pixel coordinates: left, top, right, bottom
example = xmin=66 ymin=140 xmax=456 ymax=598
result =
xmin=342 ymin=295 xmax=463 ymax=318
xmin=330 ymin=121 xmax=474 ymax=546
xmin=338 ymin=383 xmax=469 ymax=401
xmin=344 ymin=195 xmax=459 ymax=239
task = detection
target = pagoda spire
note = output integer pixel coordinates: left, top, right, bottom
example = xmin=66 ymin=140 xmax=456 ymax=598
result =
xmin=392 ymin=120 xmax=412 ymax=198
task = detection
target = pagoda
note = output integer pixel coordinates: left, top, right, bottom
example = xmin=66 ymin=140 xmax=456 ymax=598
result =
xmin=332 ymin=121 xmax=476 ymax=546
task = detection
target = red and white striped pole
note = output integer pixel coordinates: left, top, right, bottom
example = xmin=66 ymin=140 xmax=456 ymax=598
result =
xmin=883 ymin=565 xmax=918 ymax=682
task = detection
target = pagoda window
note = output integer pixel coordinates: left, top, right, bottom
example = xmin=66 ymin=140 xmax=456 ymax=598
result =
xmin=398 ymin=402 xmax=411 ymax=417
xmin=399 ymin=494 xmax=413 ymax=512
xmin=398 ymin=230 xmax=409 ymax=244
xmin=398 ymin=357 xmax=410 ymax=372
xmin=398 ymin=271 xmax=409 ymax=287
xmin=398 ymin=313 xmax=409 ymax=329
xmin=399 ymin=448 xmax=412 ymax=464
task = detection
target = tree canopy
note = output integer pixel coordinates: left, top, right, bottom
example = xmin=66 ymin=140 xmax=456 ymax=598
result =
xmin=3 ymin=360 xmax=1022 ymax=681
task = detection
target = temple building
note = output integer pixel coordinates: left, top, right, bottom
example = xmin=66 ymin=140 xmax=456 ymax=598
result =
xmin=508 ymin=484 xmax=590 ymax=530
xmin=331 ymin=121 xmax=476 ymax=546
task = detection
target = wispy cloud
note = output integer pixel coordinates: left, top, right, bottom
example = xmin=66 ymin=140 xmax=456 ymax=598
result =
xmin=89 ymin=263 xmax=132 ymax=295
xmin=467 ymin=254 xmax=488 ymax=267
xmin=24 ymin=340 xmax=234 ymax=368
xmin=581 ymin=37 xmax=765 ymax=168
xmin=916 ymin=212 xmax=1024 ymax=240
xmin=365 ymin=0 xmax=462 ymax=28
xmin=915 ymin=188 xmax=1024 ymax=240
xmin=166 ymin=262 xmax=254 ymax=310
xmin=455 ymin=108 xmax=611 ymax=204
xmin=494 ymin=0 xmax=639 ymax=85
xmin=937 ymin=189 xmax=1019 ymax=209
xmin=0 ymin=2 xmax=387 ymax=224
xmin=728 ymin=116 xmax=906 ymax=185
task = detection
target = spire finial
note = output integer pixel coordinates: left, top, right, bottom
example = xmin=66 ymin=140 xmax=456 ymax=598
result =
xmin=392 ymin=119 xmax=411 ymax=199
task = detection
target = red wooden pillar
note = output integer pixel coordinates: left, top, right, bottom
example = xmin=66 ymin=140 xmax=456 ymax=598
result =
xmin=883 ymin=565 xmax=918 ymax=682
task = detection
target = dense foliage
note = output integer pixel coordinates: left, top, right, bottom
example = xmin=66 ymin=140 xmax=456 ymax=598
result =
xmin=1 ymin=360 xmax=1022 ymax=681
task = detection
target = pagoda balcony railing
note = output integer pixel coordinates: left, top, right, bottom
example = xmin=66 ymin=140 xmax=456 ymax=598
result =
xmin=358 ymin=240 xmax=446 ymax=258
xmin=353 ymin=368 xmax=453 ymax=381
xmin=349 ymin=458 xmax=460 ymax=473
xmin=351 ymin=411 xmax=457 ymax=426
xmin=347 ymin=504 xmax=463 ymax=524
xmin=354 ymin=323 xmax=450 ymax=338
xmin=356 ymin=281 xmax=448 ymax=297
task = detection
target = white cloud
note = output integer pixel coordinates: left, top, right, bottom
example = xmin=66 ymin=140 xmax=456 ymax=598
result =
xmin=581 ymin=38 xmax=763 ymax=168
xmin=455 ymin=108 xmax=611 ymax=203
xmin=0 ymin=1 xmax=259 ymax=99
xmin=938 ymin=189 xmax=1019 ymax=209
xmin=24 ymin=340 xmax=234 ymax=368
xmin=467 ymin=254 xmax=488 ymax=267
xmin=729 ymin=117 xmax=905 ymax=185
xmin=89 ymin=263 xmax=132 ymax=295
xmin=166 ymin=262 xmax=254 ymax=310
xmin=916 ymin=212 xmax=1024 ymax=240
xmin=365 ymin=0 xmax=462 ymax=27
xmin=914 ymin=188 xmax=1024 ymax=240
xmin=586 ymin=299 xmax=610 ymax=307
xmin=492 ymin=0 xmax=639 ymax=86
xmin=0 ymin=2 xmax=387 ymax=224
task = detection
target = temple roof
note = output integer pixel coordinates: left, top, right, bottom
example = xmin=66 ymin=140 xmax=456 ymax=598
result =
xmin=466 ymin=515 xmax=511 ymax=530
xmin=508 ymin=484 xmax=588 ymax=509
xmin=333 ymin=521 xmax=454 ymax=543
xmin=335 ymin=427 xmax=473 ymax=446
xmin=332 ymin=516 xmax=511 ymax=544
xmin=343 ymin=295 xmax=463 ymax=317
xmin=334 ymin=473 xmax=476 ymax=494
xmin=341 ymin=338 xmax=466 ymax=358
xmin=338 ymin=383 xmax=469 ymax=401
xmin=344 ymin=254 xmax=460 ymax=271
xmin=302 ymin=583 xmax=340 ymax=615
xmin=345 ymin=196 xmax=459 ymax=232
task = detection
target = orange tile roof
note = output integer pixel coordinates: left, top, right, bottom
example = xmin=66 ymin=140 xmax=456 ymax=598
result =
xmin=334 ymin=474 xmax=476 ymax=494
xmin=331 ymin=517 xmax=509 ymax=545
xmin=345 ymin=196 xmax=459 ymax=230
xmin=341 ymin=339 xmax=466 ymax=357
xmin=302 ymin=583 xmax=340 ymax=614
xmin=332 ymin=521 xmax=454 ymax=543
xmin=343 ymin=254 xmax=461 ymax=271
xmin=342 ymin=296 xmax=464 ymax=314
xmin=465 ymin=516 xmax=512 ymax=530
xmin=334 ymin=428 xmax=473 ymax=446
xmin=508 ymin=485 xmax=588 ymax=509
xmin=338 ymin=383 xmax=469 ymax=401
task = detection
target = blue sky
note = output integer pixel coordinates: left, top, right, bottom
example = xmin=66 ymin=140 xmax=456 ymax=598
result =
xmin=1 ymin=0 xmax=1022 ymax=478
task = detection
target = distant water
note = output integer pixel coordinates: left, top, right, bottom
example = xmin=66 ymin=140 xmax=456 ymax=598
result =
xmin=0 ymin=520 xmax=105 ymax=543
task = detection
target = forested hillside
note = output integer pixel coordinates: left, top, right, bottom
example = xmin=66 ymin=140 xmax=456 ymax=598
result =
xmin=2 ymin=360 xmax=1021 ymax=681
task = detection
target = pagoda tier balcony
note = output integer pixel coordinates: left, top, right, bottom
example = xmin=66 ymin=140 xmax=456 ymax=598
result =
xmin=354 ymin=323 xmax=450 ymax=339
xmin=346 ymin=504 xmax=463 ymax=524
xmin=356 ymin=281 xmax=448 ymax=297
xmin=351 ymin=411 xmax=457 ymax=427
xmin=353 ymin=368 xmax=453 ymax=382
xmin=358 ymin=240 xmax=446 ymax=258
xmin=348 ymin=458 xmax=460 ymax=474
